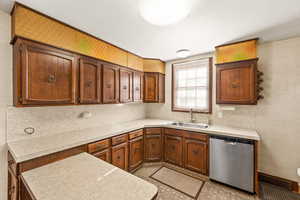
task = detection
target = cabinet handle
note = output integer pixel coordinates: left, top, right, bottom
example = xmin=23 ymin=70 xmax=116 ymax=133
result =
xmin=230 ymin=83 xmax=240 ymax=89
xmin=85 ymin=81 xmax=92 ymax=87
xmin=106 ymin=84 xmax=111 ymax=88
xmin=117 ymin=155 xmax=121 ymax=160
xmin=47 ymin=74 xmax=56 ymax=83
xmin=8 ymin=186 xmax=15 ymax=195
xmin=134 ymin=148 xmax=140 ymax=153
xmin=123 ymin=86 xmax=127 ymax=90
xmin=192 ymin=150 xmax=199 ymax=155
xmin=135 ymin=87 xmax=139 ymax=91
xmin=8 ymin=160 xmax=14 ymax=166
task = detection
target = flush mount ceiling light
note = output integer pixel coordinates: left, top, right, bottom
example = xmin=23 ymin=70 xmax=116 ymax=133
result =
xmin=139 ymin=0 xmax=194 ymax=26
xmin=176 ymin=49 xmax=191 ymax=58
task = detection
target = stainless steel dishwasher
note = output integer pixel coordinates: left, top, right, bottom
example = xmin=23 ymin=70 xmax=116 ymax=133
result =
xmin=209 ymin=135 xmax=254 ymax=193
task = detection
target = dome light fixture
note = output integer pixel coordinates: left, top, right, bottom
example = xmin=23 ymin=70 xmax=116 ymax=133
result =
xmin=139 ymin=0 xmax=194 ymax=26
xmin=176 ymin=49 xmax=191 ymax=58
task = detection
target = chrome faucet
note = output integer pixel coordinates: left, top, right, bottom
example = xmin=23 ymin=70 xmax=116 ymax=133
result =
xmin=190 ymin=108 xmax=196 ymax=123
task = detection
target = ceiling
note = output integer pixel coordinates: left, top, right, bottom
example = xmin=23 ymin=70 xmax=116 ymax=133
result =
xmin=1 ymin=0 xmax=300 ymax=61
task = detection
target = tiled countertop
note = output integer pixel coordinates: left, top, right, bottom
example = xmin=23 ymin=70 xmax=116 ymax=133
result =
xmin=21 ymin=153 xmax=158 ymax=200
xmin=8 ymin=119 xmax=260 ymax=163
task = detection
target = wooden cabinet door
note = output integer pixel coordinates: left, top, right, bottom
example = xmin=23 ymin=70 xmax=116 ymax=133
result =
xmin=20 ymin=43 xmax=76 ymax=105
xmin=102 ymin=63 xmax=119 ymax=103
xmin=216 ymin=59 xmax=257 ymax=104
xmin=144 ymin=134 xmax=162 ymax=161
xmin=158 ymin=74 xmax=165 ymax=103
xmin=93 ymin=149 xmax=111 ymax=163
xmin=119 ymin=68 xmax=133 ymax=103
xmin=79 ymin=57 xmax=101 ymax=104
xmin=8 ymin=168 xmax=18 ymax=200
xmin=164 ymin=135 xmax=183 ymax=166
xmin=133 ymin=72 xmax=143 ymax=102
xmin=144 ymin=73 xmax=158 ymax=102
xmin=129 ymin=136 xmax=144 ymax=171
xmin=112 ymin=143 xmax=128 ymax=171
xmin=184 ymin=139 xmax=208 ymax=175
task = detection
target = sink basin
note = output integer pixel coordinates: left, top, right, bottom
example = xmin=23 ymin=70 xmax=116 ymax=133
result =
xmin=170 ymin=122 xmax=209 ymax=129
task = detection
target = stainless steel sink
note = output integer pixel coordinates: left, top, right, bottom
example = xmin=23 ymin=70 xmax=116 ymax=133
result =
xmin=170 ymin=122 xmax=209 ymax=129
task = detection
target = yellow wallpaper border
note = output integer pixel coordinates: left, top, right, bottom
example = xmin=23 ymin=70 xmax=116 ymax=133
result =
xmin=11 ymin=2 xmax=165 ymax=73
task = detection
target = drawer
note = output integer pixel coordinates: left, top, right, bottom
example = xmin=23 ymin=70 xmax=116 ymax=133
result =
xmin=129 ymin=129 xmax=143 ymax=140
xmin=185 ymin=131 xmax=208 ymax=142
xmin=88 ymin=139 xmax=110 ymax=153
xmin=145 ymin=128 xmax=161 ymax=135
xmin=164 ymin=128 xmax=186 ymax=137
xmin=112 ymin=134 xmax=128 ymax=146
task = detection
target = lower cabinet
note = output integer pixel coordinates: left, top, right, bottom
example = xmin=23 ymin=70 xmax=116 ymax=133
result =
xmin=144 ymin=129 xmax=162 ymax=162
xmin=183 ymin=138 xmax=208 ymax=175
xmin=164 ymin=134 xmax=183 ymax=167
xmin=112 ymin=142 xmax=128 ymax=171
xmin=129 ymin=136 xmax=144 ymax=171
xmin=93 ymin=149 xmax=111 ymax=163
xmin=8 ymin=168 xmax=18 ymax=200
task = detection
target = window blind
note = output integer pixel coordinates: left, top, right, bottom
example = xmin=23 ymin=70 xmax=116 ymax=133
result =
xmin=173 ymin=58 xmax=210 ymax=112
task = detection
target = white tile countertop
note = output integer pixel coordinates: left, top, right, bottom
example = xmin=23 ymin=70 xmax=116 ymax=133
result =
xmin=8 ymin=119 xmax=260 ymax=163
xmin=21 ymin=153 xmax=158 ymax=200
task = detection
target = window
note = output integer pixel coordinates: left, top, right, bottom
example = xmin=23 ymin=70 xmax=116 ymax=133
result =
xmin=172 ymin=57 xmax=212 ymax=113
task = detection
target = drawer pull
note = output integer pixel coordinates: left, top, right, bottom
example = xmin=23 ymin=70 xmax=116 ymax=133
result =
xmin=193 ymin=150 xmax=199 ymax=155
xmin=48 ymin=74 xmax=56 ymax=83
xmin=8 ymin=186 xmax=15 ymax=195
xmin=123 ymin=86 xmax=127 ymax=90
xmin=135 ymin=87 xmax=139 ymax=91
xmin=85 ymin=81 xmax=93 ymax=87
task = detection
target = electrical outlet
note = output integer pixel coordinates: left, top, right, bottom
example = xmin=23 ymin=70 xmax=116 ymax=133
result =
xmin=297 ymin=168 xmax=300 ymax=177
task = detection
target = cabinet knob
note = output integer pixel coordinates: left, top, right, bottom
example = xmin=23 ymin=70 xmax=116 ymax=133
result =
xmin=117 ymin=155 xmax=121 ymax=160
xmin=47 ymin=74 xmax=56 ymax=83
xmin=8 ymin=186 xmax=15 ymax=195
xmin=106 ymin=84 xmax=111 ymax=88
xmin=193 ymin=150 xmax=199 ymax=155
xmin=85 ymin=81 xmax=92 ymax=87
xmin=123 ymin=86 xmax=127 ymax=90
xmin=135 ymin=87 xmax=139 ymax=91
xmin=230 ymin=83 xmax=240 ymax=89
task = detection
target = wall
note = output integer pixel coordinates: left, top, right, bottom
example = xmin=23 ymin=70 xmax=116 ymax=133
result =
xmin=0 ymin=10 xmax=12 ymax=200
xmin=146 ymin=36 xmax=300 ymax=183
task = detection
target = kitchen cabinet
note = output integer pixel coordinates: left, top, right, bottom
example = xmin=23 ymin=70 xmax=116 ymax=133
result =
xmin=133 ymin=71 xmax=144 ymax=102
xmin=216 ymin=58 xmax=262 ymax=104
xmin=183 ymin=138 xmax=208 ymax=175
xmin=79 ymin=57 xmax=101 ymax=104
xmin=102 ymin=63 xmax=120 ymax=103
xmin=14 ymin=39 xmax=77 ymax=106
xmin=129 ymin=136 xmax=144 ymax=171
xmin=144 ymin=128 xmax=162 ymax=162
xmin=8 ymin=168 xmax=18 ymax=200
xmin=112 ymin=142 xmax=128 ymax=171
xmin=93 ymin=149 xmax=111 ymax=163
xmin=119 ymin=68 xmax=133 ymax=103
xmin=144 ymin=72 xmax=165 ymax=103
xmin=164 ymin=134 xmax=183 ymax=166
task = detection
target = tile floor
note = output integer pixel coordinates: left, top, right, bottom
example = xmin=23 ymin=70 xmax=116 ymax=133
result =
xmin=134 ymin=163 xmax=259 ymax=200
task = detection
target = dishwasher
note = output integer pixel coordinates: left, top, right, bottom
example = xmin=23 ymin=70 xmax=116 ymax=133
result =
xmin=209 ymin=135 xmax=254 ymax=193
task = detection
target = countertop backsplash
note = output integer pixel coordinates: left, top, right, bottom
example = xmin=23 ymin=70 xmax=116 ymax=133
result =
xmin=6 ymin=103 xmax=146 ymax=142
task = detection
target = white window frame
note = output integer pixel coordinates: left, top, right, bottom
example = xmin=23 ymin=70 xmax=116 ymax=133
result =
xmin=172 ymin=57 xmax=212 ymax=113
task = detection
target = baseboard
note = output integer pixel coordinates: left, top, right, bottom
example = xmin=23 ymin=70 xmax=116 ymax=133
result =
xmin=258 ymin=172 xmax=299 ymax=193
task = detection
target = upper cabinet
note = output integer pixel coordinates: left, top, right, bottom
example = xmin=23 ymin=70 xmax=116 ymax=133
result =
xmin=216 ymin=59 xmax=260 ymax=104
xmin=133 ymin=71 xmax=144 ymax=102
xmin=144 ymin=73 xmax=165 ymax=103
xmin=215 ymin=39 xmax=263 ymax=105
xmin=13 ymin=39 xmax=77 ymax=106
xmin=119 ymin=68 xmax=133 ymax=103
xmin=102 ymin=63 xmax=120 ymax=104
xmin=79 ymin=57 xmax=101 ymax=104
